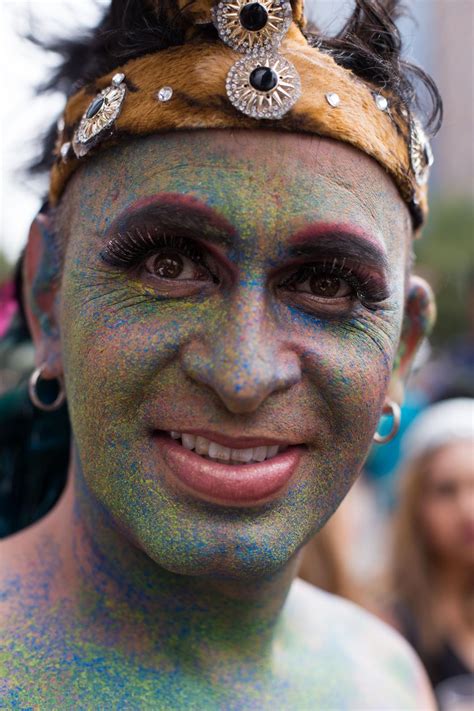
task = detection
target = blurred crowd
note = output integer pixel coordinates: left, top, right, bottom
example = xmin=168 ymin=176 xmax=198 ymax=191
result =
xmin=1 ymin=254 xmax=473 ymax=709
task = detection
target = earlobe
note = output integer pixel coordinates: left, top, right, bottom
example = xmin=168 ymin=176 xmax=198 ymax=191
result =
xmin=23 ymin=211 xmax=63 ymax=377
xmin=390 ymin=275 xmax=436 ymax=399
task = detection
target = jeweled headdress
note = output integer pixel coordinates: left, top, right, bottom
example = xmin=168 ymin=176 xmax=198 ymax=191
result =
xmin=50 ymin=0 xmax=435 ymax=229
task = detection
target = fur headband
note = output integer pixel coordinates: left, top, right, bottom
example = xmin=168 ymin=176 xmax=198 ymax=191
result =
xmin=51 ymin=0 xmax=433 ymax=229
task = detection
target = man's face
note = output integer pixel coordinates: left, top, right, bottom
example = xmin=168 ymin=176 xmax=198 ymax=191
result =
xmin=57 ymin=130 xmax=410 ymax=578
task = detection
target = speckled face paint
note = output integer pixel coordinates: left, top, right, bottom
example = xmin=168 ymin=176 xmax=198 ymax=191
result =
xmin=2 ymin=131 xmax=432 ymax=710
xmin=58 ymin=130 xmax=410 ymax=579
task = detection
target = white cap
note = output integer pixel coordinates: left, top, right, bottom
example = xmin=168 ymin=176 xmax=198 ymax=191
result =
xmin=402 ymin=398 xmax=474 ymax=464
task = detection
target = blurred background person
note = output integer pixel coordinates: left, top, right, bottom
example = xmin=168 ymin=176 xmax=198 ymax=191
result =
xmin=388 ymin=399 xmax=474 ymax=693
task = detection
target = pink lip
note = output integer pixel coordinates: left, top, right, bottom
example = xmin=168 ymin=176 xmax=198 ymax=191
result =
xmin=154 ymin=433 xmax=303 ymax=506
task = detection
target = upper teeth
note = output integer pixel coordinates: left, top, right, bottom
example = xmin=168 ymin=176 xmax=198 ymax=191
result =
xmin=169 ymin=432 xmax=283 ymax=464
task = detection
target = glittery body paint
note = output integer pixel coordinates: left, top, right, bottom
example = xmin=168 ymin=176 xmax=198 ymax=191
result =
xmin=1 ymin=132 xmax=434 ymax=708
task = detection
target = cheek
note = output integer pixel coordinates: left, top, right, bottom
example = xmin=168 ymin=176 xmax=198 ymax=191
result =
xmin=420 ymin=501 xmax=458 ymax=551
xmin=287 ymin=307 xmax=398 ymax=429
xmin=61 ymin=275 xmax=212 ymax=417
xmin=269 ymin=308 xmax=399 ymax=518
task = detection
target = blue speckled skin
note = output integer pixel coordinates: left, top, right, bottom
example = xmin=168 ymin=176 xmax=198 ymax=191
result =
xmin=1 ymin=132 xmax=435 ymax=709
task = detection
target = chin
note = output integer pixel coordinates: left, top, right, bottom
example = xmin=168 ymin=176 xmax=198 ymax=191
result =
xmin=147 ymin=544 xmax=298 ymax=580
xmin=115 ymin=488 xmax=314 ymax=580
xmin=81 ymin=440 xmax=352 ymax=581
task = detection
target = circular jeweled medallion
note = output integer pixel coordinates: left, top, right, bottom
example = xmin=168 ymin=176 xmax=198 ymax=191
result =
xmin=409 ymin=117 xmax=434 ymax=186
xmin=213 ymin=0 xmax=292 ymax=54
xmin=226 ymin=52 xmax=300 ymax=119
xmin=72 ymin=81 xmax=126 ymax=158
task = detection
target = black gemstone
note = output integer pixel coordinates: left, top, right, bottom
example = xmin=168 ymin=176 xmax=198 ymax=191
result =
xmin=249 ymin=66 xmax=278 ymax=92
xmin=86 ymin=96 xmax=105 ymax=120
xmin=239 ymin=2 xmax=268 ymax=31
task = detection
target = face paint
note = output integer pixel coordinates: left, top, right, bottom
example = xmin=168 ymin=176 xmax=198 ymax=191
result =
xmin=3 ymin=130 xmax=428 ymax=708
xmin=58 ymin=130 xmax=410 ymax=579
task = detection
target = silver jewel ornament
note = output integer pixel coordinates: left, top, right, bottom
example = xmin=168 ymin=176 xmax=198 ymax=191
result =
xmin=409 ymin=117 xmax=434 ymax=186
xmin=60 ymin=142 xmax=71 ymax=161
xmin=112 ymin=72 xmax=125 ymax=86
xmin=157 ymin=86 xmax=173 ymax=102
xmin=325 ymin=92 xmax=340 ymax=108
xmin=226 ymin=52 xmax=300 ymax=119
xmin=374 ymin=94 xmax=388 ymax=111
xmin=213 ymin=0 xmax=292 ymax=54
xmin=72 ymin=76 xmax=127 ymax=158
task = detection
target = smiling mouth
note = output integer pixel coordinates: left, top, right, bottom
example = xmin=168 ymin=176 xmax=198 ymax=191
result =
xmin=153 ymin=430 xmax=302 ymax=506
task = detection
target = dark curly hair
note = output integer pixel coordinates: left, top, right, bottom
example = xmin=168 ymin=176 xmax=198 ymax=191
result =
xmin=28 ymin=0 xmax=442 ymax=179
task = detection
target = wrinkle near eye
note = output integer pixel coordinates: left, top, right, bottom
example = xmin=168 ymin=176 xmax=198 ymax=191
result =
xmin=344 ymin=311 xmax=401 ymax=358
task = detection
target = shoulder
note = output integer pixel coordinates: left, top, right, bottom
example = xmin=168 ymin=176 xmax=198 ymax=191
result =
xmin=283 ymin=578 xmax=435 ymax=709
xmin=288 ymin=577 xmax=407 ymax=646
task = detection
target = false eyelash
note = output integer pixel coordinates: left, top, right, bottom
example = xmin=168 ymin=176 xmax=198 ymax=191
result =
xmin=100 ymin=229 xmax=206 ymax=268
xmin=280 ymin=257 xmax=389 ymax=307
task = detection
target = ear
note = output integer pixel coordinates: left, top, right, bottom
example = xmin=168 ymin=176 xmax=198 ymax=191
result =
xmin=388 ymin=275 xmax=436 ymax=404
xmin=23 ymin=211 xmax=63 ymax=379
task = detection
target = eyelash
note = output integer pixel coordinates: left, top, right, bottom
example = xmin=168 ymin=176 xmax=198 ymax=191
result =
xmin=100 ymin=229 xmax=208 ymax=270
xmin=278 ymin=259 xmax=388 ymax=308
xmin=100 ymin=230 xmax=387 ymax=308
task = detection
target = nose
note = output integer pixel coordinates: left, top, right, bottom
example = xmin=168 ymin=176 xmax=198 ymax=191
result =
xmin=180 ymin=289 xmax=301 ymax=414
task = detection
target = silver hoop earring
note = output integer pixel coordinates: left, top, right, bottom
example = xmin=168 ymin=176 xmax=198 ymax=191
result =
xmin=373 ymin=400 xmax=401 ymax=445
xmin=28 ymin=364 xmax=66 ymax=412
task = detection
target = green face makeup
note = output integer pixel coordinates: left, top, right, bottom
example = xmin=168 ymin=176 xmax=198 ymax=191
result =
xmin=58 ymin=130 xmax=410 ymax=579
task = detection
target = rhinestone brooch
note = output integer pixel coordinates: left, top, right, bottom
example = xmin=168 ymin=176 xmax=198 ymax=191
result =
xmin=213 ymin=0 xmax=292 ymax=54
xmin=217 ymin=0 xmax=299 ymax=119
xmin=410 ymin=117 xmax=434 ymax=186
xmin=72 ymin=73 xmax=127 ymax=158
xmin=226 ymin=52 xmax=300 ymax=119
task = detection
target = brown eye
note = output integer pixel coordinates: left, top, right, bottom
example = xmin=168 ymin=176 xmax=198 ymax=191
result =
xmin=147 ymin=252 xmax=184 ymax=279
xmin=309 ymin=275 xmax=351 ymax=298
xmin=143 ymin=249 xmax=211 ymax=281
xmin=278 ymin=266 xmax=358 ymax=317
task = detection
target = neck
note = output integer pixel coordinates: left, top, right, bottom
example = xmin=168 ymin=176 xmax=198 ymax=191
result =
xmin=57 ymin=452 xmax=299 ymax=670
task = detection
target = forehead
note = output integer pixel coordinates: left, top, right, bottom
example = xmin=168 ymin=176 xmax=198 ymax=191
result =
xmin=61 ymin=130 xmax=411 ymax=249
xmin=428 ymin=440 xmax=474 ymax=478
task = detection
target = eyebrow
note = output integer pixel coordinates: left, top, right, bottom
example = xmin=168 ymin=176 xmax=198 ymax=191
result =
xmin=288 ymin=224 xmax=389 ymax=272
xmin=106 ymin=195 xmax=389 ymax=274
xmin=105 ymin=193 xmax=237 ymax=247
